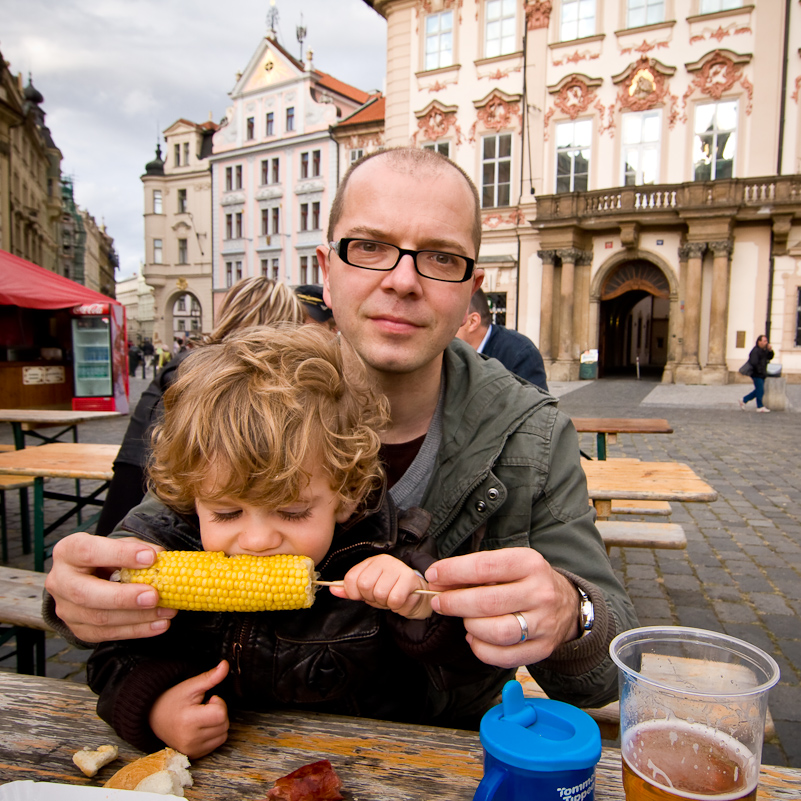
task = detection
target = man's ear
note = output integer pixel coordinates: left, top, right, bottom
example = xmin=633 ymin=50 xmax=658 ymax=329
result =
xmin=316 ymin=245 xmax=333 ymax=309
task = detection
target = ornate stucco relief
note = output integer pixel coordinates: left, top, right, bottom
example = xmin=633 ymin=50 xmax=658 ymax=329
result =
xmin=681 ymin=49 xmax=754 ymax=121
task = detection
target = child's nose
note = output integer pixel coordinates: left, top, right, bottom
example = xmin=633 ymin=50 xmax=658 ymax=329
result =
xmin=238 ymin=518 xmax=283 ymax=553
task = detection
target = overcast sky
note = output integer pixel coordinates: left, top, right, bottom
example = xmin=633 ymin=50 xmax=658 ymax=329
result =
xmin=1 ymin=0 xmax=387 ymax=280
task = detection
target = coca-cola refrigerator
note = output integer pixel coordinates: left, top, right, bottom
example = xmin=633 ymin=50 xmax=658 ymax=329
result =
xmin=70 ymin=302 xmax=129 ymax=413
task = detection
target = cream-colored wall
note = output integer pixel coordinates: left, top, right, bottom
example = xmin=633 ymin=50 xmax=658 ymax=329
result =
xmin=726 ymin=230 xmax=766 ymax=373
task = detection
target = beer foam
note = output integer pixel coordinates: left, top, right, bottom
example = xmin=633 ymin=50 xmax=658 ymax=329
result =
xmin=622 ymin=719 xmax=758 ymax=801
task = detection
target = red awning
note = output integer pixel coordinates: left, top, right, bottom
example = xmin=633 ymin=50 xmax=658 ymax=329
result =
xmin=0 ymin=249 xmax=120 ymax=310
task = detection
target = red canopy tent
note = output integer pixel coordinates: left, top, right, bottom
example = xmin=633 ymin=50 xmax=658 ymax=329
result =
xmin=0 ymin=248 xmax=121 ymax=309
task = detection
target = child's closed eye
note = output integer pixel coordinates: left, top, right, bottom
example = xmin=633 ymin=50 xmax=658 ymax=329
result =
xmin=209 ymin=509 xmax=242 ymax=523
xmin=276 ymin=507 xmax=313 ymax=522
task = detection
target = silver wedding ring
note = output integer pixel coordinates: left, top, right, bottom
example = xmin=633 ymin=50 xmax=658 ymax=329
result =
xmin=512 ymin=612 xmax=529 ymax=643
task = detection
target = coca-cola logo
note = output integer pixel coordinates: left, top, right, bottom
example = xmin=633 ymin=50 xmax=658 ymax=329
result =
xmin=73 ymin=303 xmax=109 ymax=315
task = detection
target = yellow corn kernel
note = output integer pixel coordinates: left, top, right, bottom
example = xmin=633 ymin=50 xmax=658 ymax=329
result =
xmin=117 ymin=551 xmax=317 ymax=612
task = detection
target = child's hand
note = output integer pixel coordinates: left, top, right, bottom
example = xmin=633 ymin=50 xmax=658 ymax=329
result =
xmin=330 ymin=555 xmax=433 ymax=619
xmin=148 ymin=659 xmax=230 ymax=759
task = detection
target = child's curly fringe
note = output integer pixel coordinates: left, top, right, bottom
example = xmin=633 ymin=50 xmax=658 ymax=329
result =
xmin=148 ymin=324 xmax=388 ymax=516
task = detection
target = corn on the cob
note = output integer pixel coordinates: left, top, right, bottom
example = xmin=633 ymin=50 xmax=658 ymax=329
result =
xmin=116 ymin=551 xmax=317 ymax=612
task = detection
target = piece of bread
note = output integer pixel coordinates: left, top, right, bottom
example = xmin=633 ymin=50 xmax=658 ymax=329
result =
xmin=72 ymin=744 xmax=119 ymax=777
xmin=103 ymin=747 xmax=192 ymax=796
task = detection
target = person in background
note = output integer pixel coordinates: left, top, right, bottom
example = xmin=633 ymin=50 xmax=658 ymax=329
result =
xmin=93 ymin=278 xmax=305 ymax=536
xmin=128 ymin=342 xmax=141 ymax=377
xmin=295 ymin=284 xmax=337 ymax=332
xmin=740 ymin=335 xmax=774 ymax=413
xmin=455 ymin=288 xmax=548 ymax=391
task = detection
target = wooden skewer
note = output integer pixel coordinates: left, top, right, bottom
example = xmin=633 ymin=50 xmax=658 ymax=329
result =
xmin=314 ymin=579 xmax=440 ymax=596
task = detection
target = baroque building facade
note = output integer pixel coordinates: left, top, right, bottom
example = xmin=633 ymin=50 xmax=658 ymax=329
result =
xmin=363 ymin=0 xmax=801 ymax=383
xmin=209 ymin=37 xmax=370 ymax=317
xmin=141 ymin=118 xmax=217 ymax=342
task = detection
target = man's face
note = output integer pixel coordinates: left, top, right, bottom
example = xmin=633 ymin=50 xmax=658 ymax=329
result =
xmin=317 ymin=157 xmax=483 ymax=382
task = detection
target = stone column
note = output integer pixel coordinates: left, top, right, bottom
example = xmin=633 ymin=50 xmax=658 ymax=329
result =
xmin=705 ymin=239 xmax=733 ymax=383
xmin=573 ymin=250 xmax=593 ymax=358
xmin=557 ymin=248 xmax=582 ymax=362
xmin=675 ymin=242 xmax=705 ymax=382
xmin=537 ymin=249 xmax=556 ymax=361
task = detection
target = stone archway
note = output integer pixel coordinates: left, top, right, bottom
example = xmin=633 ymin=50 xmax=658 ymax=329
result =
xmin=591 ymin=253 xmax=678 ymax=378
xmin=165 ymin=290 xmax=202 ymax=348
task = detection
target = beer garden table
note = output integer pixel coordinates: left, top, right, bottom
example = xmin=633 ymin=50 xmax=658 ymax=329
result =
xmin=571 ymin=417 xmax=673 ymax=460
xmin=0 ymin=673 xmax=798 ymax=800
xmin=0 ymin=443 xmax=118 ymax=571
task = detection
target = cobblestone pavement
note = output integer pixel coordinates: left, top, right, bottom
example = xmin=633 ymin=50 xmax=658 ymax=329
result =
xmin=2 ymin=373 xmax=800 ymax=767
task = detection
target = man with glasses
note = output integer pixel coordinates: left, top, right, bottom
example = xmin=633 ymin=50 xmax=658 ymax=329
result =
xmin=44 ymin=147 xmax=636 ymax=717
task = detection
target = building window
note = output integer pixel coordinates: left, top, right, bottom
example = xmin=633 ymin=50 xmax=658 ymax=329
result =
xmin=266 ymin=112 xmax=274 ymax=136
xmin=481 ymin=133 xmax=512 ymax=208
xmin=622 ymin=110 xmax=661 ymax=186
xmin=425 ymin=10 xmax=453 ymax=70
xmin=796 ymin=288 xmax=801 ymax=346
xmin=183 ymin=142 xmax=190 ymax=165
xmin=247 ymin=117 xmax=255 ymax=139
xmin=262 ymin=208 xmax=270 ymax=236
xmin=312 ymin=149 xmax=321 ymax=177
xmin=261 ymin=160 xmax=269 ymax=185
xmin=350 ymin=148 xmax=364 ymax=163
xmin=153 ymin=239 xmax=163 ymax=264
xmin=271 ymin=258 xmax=280 ymax=281
xmin=485 ymin=0 xmax=516 ymax=58
xmin=561 ymin=0 xmax=595 ymax=41
xmin=178 ymin=238 xmax=188 ymax=264
xmin=235 ymin=165 xmax=243 ymax=190
xmin=300 ymin=255 xmax=309 ymax=284
xmin=174 ymin=144 xmax=180 ymax=166
xmin=225 ymin=166 xmax=233 ymax=192
xmin=178 ymin=319 xmax=186 ymax=332
xmin=177 ymin=188 xmax=187 ymax=213
xmin=177 ymin=296 xmax=186 ymax=312
xmin=225 ymin=213 xmax=233 ymax=239
xmin=423 ymin=142 xmax=450 ymax=157
xmin=693 ymin=100 xmax=737 ymax=181
xmin=235 ymin=260 xmax=243 ymax=281
xmin=312 ymin=201 xmax=320 ymax=230
xmin=235 ymin=212 xmax=243 ymax=239
xmin=225 ymin=262 xmax=233 ymax=287
xmin=699 ymin=0 xmax=741 ymax=12
xmin=261 ymin=258 xmax=269 ymax=277
xmin=272 ymin=157 xmax=280 ymax=183
xmin=300 ymin=203 xmax=309 ymax=232
xmin=627 ymin=0 xmax=664 ymax=27
xmin=556 ymin=119 xmax=591 ymax=192
xmin=153 ymin=190 xmax=162 ymax=214
xmin=286 ymin=107 xmax=295 ymax=132
xmin=301 ymin=152 xmax=309 ymax=179
xmin=272 ymin=207 xmax=280 ymax=234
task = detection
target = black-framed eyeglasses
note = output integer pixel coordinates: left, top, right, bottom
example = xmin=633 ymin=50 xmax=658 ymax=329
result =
xmin=330 ymin=238 xmax=475 ymax=283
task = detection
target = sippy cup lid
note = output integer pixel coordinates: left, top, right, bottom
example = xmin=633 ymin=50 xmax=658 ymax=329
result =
xmin=479 ymin=680 xmax=601 ymax=772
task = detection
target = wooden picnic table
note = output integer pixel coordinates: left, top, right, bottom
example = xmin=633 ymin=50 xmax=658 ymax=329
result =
xmin=0 ymin=408 xmax=122 ymax=450
xmin=0 ymin=673 xmax=798 ymax=800
xmin=583 ymin=459 xmax=717 ymax=520
xmin=571 ymin=417 xmax=673 ymax=459
xmin=0 ymin=443 xmax=118 ymax=571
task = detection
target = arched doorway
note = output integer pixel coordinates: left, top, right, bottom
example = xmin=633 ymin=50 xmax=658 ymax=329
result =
xmin=171 ymin=291 xmax=202 ymax=344
xmin=598 ymin=260 xmax=670 ymax=378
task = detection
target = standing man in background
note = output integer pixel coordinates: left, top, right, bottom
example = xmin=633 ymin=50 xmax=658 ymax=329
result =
xmin=456 ymin=288 xmax=548 ymax=391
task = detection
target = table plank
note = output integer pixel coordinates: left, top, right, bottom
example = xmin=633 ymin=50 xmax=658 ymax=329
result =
xmin=0 ymin=566 xmax=51 ymax=630
xmin=572 ymin=418 xmax=673 ymax=435
xmin=583 ymin=460 xmax=717 ymax=503
xmin=0 ymin=409 xmax=122 ymax=427
xmin=0 ymin=443 xmax=117 ymax=480
xmin=0 ymin=674 xmax=798 ymax=800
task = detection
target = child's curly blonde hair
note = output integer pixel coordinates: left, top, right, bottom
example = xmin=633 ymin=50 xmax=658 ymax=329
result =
xmin=148 ymin=324 xmax=388 ymax=516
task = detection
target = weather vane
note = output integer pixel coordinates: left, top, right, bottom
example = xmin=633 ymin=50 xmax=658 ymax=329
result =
xmin=296 ymin=13 xmax=307 ymax=61
xmin=267 ymin=0 xmax=279 ymax=38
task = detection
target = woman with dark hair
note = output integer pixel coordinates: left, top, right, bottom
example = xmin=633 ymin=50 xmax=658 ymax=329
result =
xmin=740 ymin=335 xmax=774 ymax=413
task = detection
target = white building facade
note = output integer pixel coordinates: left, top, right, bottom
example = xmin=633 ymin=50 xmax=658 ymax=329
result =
xmin=363 ymin=0 xmax=801 ymax=383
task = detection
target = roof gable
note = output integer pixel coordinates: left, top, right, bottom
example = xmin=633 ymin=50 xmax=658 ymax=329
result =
xmin=232 ymin=37 xmax=305 ymax=97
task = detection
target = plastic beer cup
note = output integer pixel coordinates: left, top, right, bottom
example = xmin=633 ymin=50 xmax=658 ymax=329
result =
xmin=610 ymin=626 xmax=779 ymax=801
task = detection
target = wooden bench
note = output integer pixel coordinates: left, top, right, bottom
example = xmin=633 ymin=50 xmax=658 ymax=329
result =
xmin=0 ymin=474 xmax=37 ymax=561
xmin=597 ymin=520 xmax=686 ymax=553
xmin=0 ymin=565 xmax=52 ymax=675
xmin=611 ymin=499 xmax=672 ymax=516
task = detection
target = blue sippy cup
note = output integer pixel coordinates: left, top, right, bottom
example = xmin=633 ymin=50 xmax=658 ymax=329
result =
xmin=474 ymin=680 xmax=601 ymax=801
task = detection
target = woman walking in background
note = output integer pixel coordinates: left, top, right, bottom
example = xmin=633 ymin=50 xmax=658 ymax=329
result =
xmin=740 ymin=335 xmax=774 ymax=413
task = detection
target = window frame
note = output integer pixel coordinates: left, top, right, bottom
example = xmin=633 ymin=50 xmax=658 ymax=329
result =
xmin=300 ymin=152 xmax=309 ymax=180
xmin=272 ymin=157 xmax=280 ymax=184
xmin=692 ymin=99 xmax=738 ymax=182
xmin=177 ymin=238 xmax=188 ymax=265
xmin=174 ymin=144 xmax=180 ymax=167
xmin=300 ymin=255 xmax=309 ymax=284
xmin=225 ymin=261 xmax=233 ymax=287
xmin=235 ymin=212 xmax=243 ymax=239
xmin=153 ymin=239 xmax=163 ymax=264
xmin=266 ymin=112 xmax=274 ymax=136
xmin=246 ymin=117 xmax=255 ymax=140
xmin=626 ymin=0 xmax=665 ymax=28
xmin=423 ymin=141 xmax=451 ymax=157
xmin=153 ymin=189 xmax=162 ymax=215
xmin=271 ymin=258 xmax=280 ymax=282
xmin=555 ymin=117 xmax=592 ymax=193
xmin=225 ymin=166 xmax=233 ymax=192
xmin=312 ymin=149 xmax=321 ymax=177
xmin=560 ymin=0 xmax=596 ymax=41
xmin=235 ymin=165 xmax=243 ymax=190
xmin=699 ymin=0 xmax=742 ymax=12
xmin=177 ymin=188 xmax=187 ymax=214
xmin=261 ymin=159 xmax=269 ymax=185
xmin=261 ymin=208 xmax=270 ymax=236
xmin=183 ymin=142 xmax=190 ymax=165
xmin=300 ymin=202 xmax=309 ymax=232
xmin=349 ymin=148 xmax=364 ymax=164
xmin=312 ymin=201 xmax=320 ymax=230
xmin=484 ymin=0 xmax=517 ymax=59
xmin=620 ymin=109 xmax=662 ymax=187
xmin=481 ymin=132 xmax=513 ymax=209
xmin=286 ymin=107 xmax=295 ymax=132
xmin=424 ymin=9 xmax=454 ymax=71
